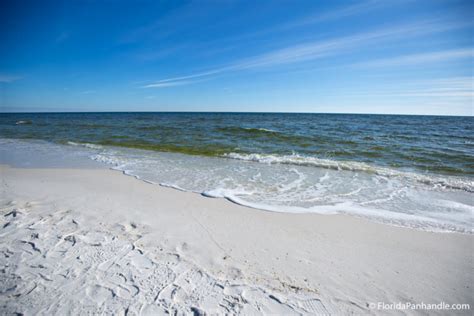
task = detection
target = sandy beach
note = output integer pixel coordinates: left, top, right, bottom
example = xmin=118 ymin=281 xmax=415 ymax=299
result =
xmin=1 ymin=164 xmax=472 ymax=315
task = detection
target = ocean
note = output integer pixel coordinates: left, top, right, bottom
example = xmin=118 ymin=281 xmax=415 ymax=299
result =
xmin=1 ymin=112 xmax=472 ymax=233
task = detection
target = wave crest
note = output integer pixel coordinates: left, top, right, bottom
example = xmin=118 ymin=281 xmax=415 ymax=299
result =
xmin=67 ymin=141 xmax=103 ymax=149
xmin=223 ymin=152 xmax=474 ymax=193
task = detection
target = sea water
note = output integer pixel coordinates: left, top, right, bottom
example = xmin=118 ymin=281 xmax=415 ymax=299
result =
xmin=1 ymin=112 xmax=472 ymax=233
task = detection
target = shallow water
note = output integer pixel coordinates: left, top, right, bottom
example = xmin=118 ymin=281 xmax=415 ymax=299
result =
xmin=1 ymin=113 xmax=473 ymax=233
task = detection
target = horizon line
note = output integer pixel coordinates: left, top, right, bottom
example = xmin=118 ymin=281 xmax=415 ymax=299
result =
xmin=0 ymin=110 xmax=472 ymax=117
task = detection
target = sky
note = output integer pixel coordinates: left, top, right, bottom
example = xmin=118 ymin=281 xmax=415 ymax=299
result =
xmin=0 ymin=0 xmax=472 ymax=115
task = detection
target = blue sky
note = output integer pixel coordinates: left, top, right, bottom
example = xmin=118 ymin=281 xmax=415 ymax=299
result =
xmin=0 ymin=0 xmax=472 ymax=115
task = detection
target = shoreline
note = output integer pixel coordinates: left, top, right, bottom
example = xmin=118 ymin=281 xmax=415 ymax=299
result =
xmin=131 ymin=168 xmax=472 ymax=236
xmin=1 ymin=164 xmax=473 ymax=314
xmin=2 ymin=137 xmax=472 ymax=234
xmin=47 ymin=157 xmax=474 ymax=235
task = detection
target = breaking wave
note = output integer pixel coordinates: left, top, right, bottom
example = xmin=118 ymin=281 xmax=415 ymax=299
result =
xmin=223 ymin=152 xmax=474 ymax=193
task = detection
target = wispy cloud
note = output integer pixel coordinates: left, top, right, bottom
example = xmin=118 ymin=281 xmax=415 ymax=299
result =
xmin=425 ymin=77 xmax=473 ymax=91
xmin=0 ymin=74 xmax=22 ymax=83
xmin=80 ymin=90 xmax=96 ymax=94
xmin=126 ymin=0 xmax=390 ymax=62
xmin=340 ymin=76 xmax=473 ymax=99
xmin=229 ymin=19 xmax=470 ymax=69
xmin=284 ymin=0 xmax=388 ymax=27
xmin=143 ymin=80 xmax=199 ymax=88
xmin=395 ymin=77 xmax=474 ymax=98
xmin=142 ymin=68 xmax=226 ymax=88
xmin=223 ymin=0 xmax=389 ymax=42
xmin=143 ymin=18 xmax=469 ymax=88
xmin=353 ymin=48 xmax=473 ymax=67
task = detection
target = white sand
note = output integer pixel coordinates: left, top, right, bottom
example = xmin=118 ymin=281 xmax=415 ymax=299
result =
xmin=0 ymin=165 xmax=472 ymax=315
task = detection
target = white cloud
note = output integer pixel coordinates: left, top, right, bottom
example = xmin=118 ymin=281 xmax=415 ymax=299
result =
xmin=143 ymin=18 xmax=471 ymax=88
xmin=143 ymin=80 xmax=198 ymax=88
xmin=354 ymin=48 xmax=473 ymax=67
xmin=285 ymin=0 xmax=387 ymax=27
xmin=337 ymin=76 xmax=474 ymax=99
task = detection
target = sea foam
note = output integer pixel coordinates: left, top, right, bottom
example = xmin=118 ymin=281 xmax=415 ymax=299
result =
xmin=223 ymin=152 xmax=474 ymax=193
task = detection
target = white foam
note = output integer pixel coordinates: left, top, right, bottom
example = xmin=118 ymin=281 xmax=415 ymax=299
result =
xmin=197 ymin=190 xmax=472 ymax=233
xmin=15 ymin=120 xmax=31 ymax=125
xmin=160 ymin=182 xmax=189 ymax=192
xmin=67 ymin=141 xmax=103 ymax=150
xmin=223 ymin=152 xmax=474 ymax=192
xmin=243 ymin=127 xmax=278 ymax=133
